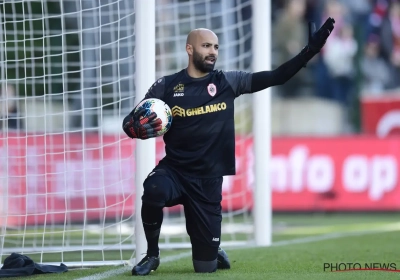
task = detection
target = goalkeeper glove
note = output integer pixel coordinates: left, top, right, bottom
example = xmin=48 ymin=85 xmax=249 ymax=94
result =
xmin=122 ymin=107 xmax=162 ymax=139
xmin=300 ymin=17 xmax=335 ymax=66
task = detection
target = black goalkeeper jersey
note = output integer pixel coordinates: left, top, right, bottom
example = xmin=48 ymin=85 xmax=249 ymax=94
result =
xmin=144 ymin=69 xmax=252 ymax=178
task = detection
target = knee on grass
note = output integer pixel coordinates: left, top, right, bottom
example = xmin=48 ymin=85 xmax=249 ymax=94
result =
xmin=192 ymin=259 xmax=217 ymax=273
xmin=191 ymin=242 xmax=219 ymax=273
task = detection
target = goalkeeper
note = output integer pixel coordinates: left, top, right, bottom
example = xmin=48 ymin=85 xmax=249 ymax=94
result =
xmin=123 ymin=18 xmax=335 ymax=276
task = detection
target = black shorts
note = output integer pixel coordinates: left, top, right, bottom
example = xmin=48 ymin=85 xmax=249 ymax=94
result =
xmin=142 ymin=164 xmax=223 ymax=249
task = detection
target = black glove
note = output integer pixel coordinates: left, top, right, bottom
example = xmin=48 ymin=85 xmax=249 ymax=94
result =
xmin=122 ymin=107 xmax=162 ymax=139
xmin=300 ymin=17 xmax=335 ymax=65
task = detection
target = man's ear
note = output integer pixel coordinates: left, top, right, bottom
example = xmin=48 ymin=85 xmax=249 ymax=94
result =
xmin=186 ymin=44 xmax=193 ymax=55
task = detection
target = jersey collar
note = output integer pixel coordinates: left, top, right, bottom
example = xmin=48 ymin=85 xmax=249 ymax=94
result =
xmin=184 ymin=68 xmax=212 ymax=81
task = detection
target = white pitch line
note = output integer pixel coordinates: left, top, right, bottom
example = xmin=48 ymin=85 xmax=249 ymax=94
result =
xmin=75 ymin=251 xmax=193 ymax=280
xmin=75 ymin=224 xmax=400 ymax=280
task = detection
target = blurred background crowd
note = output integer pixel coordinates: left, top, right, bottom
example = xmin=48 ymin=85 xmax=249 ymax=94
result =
xmin=1 ymin=0 xmax=399 ymax=136
xmin=271 ymin=0 xmax=400 ymax=134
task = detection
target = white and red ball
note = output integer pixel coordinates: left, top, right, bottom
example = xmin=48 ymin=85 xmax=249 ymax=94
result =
xmin=134 ymin=98 xmax=172 ymax=136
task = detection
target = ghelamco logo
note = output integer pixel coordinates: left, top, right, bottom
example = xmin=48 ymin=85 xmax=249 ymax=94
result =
xmin=324 ymin=262 xmax=400 ymax=272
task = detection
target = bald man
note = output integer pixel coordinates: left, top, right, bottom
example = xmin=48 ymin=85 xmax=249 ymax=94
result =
xmin=123 ymin=19 xmax=335 ymax=276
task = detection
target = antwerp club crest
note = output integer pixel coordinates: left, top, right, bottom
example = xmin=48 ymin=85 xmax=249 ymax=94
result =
xmin=207 ymin=83 xmax=217 ymax=97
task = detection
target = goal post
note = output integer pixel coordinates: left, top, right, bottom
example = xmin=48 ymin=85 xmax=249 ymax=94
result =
xmin=134 ymin=0 xmax=156 ymax=265
xmin=252 ymin=0 xmax=272 ymax=247
xmin=0 ymin=0 xmax=272 ymax=268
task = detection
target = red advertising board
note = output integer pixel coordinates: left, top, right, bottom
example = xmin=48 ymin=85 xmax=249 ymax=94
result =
xmin=361 ymin=93 xmax=400 ymax=136
xmin=0 ymin=134 xmax=137 ymax=227
xmin=1 ymin=134 xmax=400 ymax=227
xmin=268 ymin=137 xmax=400 ymax=211
xmin=222 ymin=136 xmax=400 ymax=212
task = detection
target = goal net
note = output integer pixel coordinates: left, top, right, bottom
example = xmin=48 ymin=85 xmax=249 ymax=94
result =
xmin=0 ymin=0 xmax=256 ymax=267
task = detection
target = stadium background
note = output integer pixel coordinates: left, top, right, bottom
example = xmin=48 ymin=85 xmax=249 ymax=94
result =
xmin=0 ymin=0 xmax=400 ymax=271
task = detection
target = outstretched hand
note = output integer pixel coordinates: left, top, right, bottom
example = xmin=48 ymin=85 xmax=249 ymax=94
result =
xmin=122 ymin=107 xmax=162 ymax=139
xmin=307 ymin=17 xmax=335 ymax=54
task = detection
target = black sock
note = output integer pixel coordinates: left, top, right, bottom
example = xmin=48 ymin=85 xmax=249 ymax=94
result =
xmin=141 ymin=203 xmax=163 ymax=257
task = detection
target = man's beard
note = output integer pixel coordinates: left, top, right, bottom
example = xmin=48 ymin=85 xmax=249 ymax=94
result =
xmin=193 ymin=49 xmax=216 ymax=73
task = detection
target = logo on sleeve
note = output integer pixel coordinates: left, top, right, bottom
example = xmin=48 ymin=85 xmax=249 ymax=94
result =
xmin=207 ymin=83 xmax=217 ymax=97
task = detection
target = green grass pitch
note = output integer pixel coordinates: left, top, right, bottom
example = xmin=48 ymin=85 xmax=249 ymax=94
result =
xmin=1 ymin=213 xmax=400 ymax=280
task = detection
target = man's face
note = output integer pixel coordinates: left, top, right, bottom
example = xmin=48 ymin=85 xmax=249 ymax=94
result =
xmin=190 ymin=32 xmax=219 ymax=73
xmin=192 ymin=45 xmax=218 ymax=73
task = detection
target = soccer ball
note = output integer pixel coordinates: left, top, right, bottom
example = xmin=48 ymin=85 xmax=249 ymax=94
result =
xmin=134 ymin=98 xmax=172 ymax=136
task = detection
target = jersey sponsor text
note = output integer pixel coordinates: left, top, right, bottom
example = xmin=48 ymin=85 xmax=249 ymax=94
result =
xmin=171 ymin=102 xmax=227 ymax=117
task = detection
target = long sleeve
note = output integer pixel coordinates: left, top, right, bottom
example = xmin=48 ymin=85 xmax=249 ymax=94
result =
xmin=250 ymin=51 xmax=311 ymax=93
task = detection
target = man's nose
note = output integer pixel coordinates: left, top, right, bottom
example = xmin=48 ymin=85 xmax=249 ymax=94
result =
xmin=209 ymin=48 xmax=217 ymax=56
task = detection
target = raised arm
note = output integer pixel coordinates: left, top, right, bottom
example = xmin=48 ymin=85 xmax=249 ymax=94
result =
xmin=251 ymin=18 xmax=335 ymax=93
